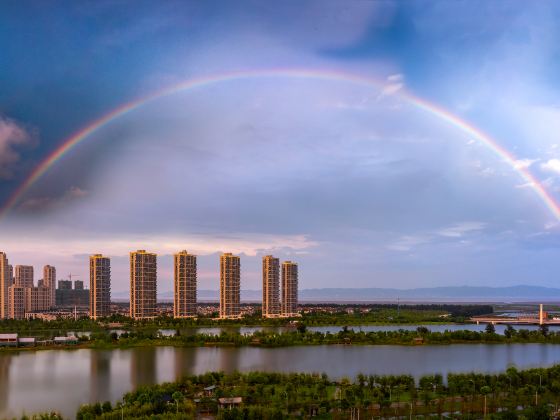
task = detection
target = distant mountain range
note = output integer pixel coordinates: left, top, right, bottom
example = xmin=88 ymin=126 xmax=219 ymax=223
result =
xmin=112 ymin=285 xmax=560 ymax=303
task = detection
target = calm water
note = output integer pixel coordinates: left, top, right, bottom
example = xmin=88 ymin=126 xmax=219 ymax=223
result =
xmin=2 ymin=343 xmax=560 ymax=418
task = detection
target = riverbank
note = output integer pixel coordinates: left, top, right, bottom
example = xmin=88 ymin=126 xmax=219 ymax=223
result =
xmin=1 ymin=325 xmax=559 ymax=353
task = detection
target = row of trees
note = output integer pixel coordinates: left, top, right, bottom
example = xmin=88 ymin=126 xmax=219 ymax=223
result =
xmin=71 ymin=367 xmax=560 ymax=419
xmin=80 ymin=324 xmax=560 ymax=349
xmin=0 ymin=303 xmax=493 ymax=335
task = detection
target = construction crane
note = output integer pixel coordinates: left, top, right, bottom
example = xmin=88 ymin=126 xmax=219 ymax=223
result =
xmin=68 ymin=273 xmax=79 ymax=282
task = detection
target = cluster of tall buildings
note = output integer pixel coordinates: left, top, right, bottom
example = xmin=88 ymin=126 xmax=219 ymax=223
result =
xmin=262 ymin=255 xmax=299 ymax=318
xmin=0 ymin=249 xmax=299 ymax=320
xmin=0 ymin=252 xmax=57 ymax=320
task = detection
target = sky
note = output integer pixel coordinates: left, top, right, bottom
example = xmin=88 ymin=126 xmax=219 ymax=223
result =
xmin=2 ymin=1 xmax=560 ymax=295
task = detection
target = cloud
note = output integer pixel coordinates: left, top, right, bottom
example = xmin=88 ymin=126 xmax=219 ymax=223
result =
xmin=513 ymin=158 xmax=538 ymax=170
xmin=65 ymin=186 xmax=88 ymax=199
xmin=437 ymin=222 xmax=486 ymax=238
xmin=387 ymin=73 xmax=404 ymax=83
xmin=0 ymin=116 xmax=34 ymax=179
xmin=541 ymin=159 xmax=560 ymax=175
xmin=17 ymin=186 xmax=88 ymax=213
xmin=515 ymin=182 xmax=536 ymax=189
xmin=387 ymin=235 xmax=432 ymax=251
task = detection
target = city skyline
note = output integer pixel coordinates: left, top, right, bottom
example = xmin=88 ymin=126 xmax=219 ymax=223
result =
xmin=2 ymin=2 xmax=560 ymax=291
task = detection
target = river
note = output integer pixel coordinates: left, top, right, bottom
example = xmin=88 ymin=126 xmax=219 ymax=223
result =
xmin=2 ymin=343 xmax=560 ymax=418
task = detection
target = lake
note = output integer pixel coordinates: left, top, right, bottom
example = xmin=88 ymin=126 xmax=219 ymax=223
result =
xmin=2 ymin=343 xmax=560 ymax=418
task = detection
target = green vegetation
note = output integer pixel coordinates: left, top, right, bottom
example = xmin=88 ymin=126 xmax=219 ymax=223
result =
xmin=4 ymin=324 xmax=560 ymax=352
xmin=65 ymin=365 xmax=560 ymax=419
xmin=0 ymin=304 xmax=493 ymax=337
xmin=82 ymin=324 xmax=560 ymax=348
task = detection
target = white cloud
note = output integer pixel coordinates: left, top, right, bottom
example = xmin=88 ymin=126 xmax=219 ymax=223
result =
xmin=0 ymin=116 xmax=34 ymax=179
xmin=387 ymin=73 xmax=403 ymax=83
xmin=541 ymin=159 xmax=560 ymax=175
xmin=512 ymin=158 xmax=538 ymax=170
xmin=380 ymin=74 xmax=405 ymax=96
xmin=382 ymin=82 xmax=404 ymax=96
xmin=515 ymin=181 xmax=535 ymax=189
xmin=387 ymin=235 xmax=432 ymax=251
xmin=437 ymin=222 xmax=486 ymax=238
xmin=0 ymin=232 xmax=317 ymax=260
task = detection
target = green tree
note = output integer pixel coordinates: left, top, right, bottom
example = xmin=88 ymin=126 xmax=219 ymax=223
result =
xmin=485 ymin=323 xmax=496 ymax=334
xmin=172 ymin=391 xmax=184 ymax=413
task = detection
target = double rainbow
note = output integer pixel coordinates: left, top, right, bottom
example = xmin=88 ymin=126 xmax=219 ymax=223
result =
xmin=2 ymin=68 xmax=559 ymax=220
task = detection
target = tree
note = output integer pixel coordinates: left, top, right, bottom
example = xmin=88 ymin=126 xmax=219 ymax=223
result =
xmin=539 ymin=324 xmax=549 ymax=337
xmin=485 ymin=323 xmax=496 ymax=334
xmin=416 ymin=326 xmax=429 ymax=335
xmin=172 ymin=391 xmax=183 ymax=414
xmin=504 ymin=325 xmax=515 ymax=339
xmin=296 ymin=323 xmax=307 ymax=334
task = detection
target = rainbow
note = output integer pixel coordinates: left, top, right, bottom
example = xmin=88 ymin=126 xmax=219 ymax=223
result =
xmin=2 ymin=68 xmax=559 ymax=220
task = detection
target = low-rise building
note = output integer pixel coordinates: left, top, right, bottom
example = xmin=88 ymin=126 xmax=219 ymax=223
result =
xmin=0 ymin=333 xmax=18 ymax=347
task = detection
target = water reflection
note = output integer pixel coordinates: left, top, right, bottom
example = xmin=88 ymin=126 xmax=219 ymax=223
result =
xmin=1 ymin=343 xmax=560 ymax=418
xmin=131 ymin=346 xmax=156 ymax=388
xmin=174 ymin=347 xmax=197 ymax=380
xmin=0 ymin=356 xmax=9 ymax=413
xmin=90 ymin=351 xmax=111 ymax=403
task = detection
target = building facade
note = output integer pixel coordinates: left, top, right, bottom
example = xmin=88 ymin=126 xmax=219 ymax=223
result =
xmin=90 ymin=254 xmax=111 ymax=319
xmin=281 ymin=261 xmax=298 ymax=316
xmin=43 ymin=265 xmax=56 ymax=308
xmin=8 ymin=285 xmax=25 ymax=319
xmin=262 ymin=255 xmax=280 ymax=317
xmin=0 ymin=253 xmax=10 ymax=319
xmin=173 ymin=250 xmax=197 ymax=318
xmin=219 ymin=253 xmax=240 ymax=318
xmin=25 ymin=287 xmax=51 ymax=312
xmin=58 ymin=280 xmax=72 ymax=290
xmin=130 ymin=250 xmax=157 ymax=319
xmin=15 ymin=265 xmax=33 ymax=288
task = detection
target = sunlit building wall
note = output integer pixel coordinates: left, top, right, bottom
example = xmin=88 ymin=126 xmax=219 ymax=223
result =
xmin=220 ymin=253 xmax=240 ymax=318
xmin=262 ymin=255 xmax=280 ymax=317
xmin=15 ymin=265 xmax=33 ymax=288
xmin=43 ymin=265 xmax=56 ymax=308
xmin=174 ymin=250 xmax=197 ymax=318
xmin=0 ymin=253 xmax=10 ymax=319
xmin=25 ymin=286 xmax=51 ymax=312
xmin=90 ymin=255 xmax=111 ymax=319
xmin=281 ymin=261 xmax=298 ymax=316
xmin=130 ymin=250 xmax=157 ymax=319
xmin=8 ymin=285 xmax=25 ymax=319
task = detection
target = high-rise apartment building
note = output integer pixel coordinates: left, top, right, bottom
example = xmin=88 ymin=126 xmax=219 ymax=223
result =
xmin=0 ymin=253 xmax=10 ymax=319
xmin=219 ymin=253 xmax=240 ymax=318
xmin=281 ymin=261 xmax=298 ymax=316
xmin=74 ymin=280 xmax=84 ymax=290
xmin=7 ymin=265 xmax=13 ymax=284
xmin=174 ymin=250 xmax=197 ymax=318
xmin=130 ymin=250 xmax=157 ymax=319
xmin=90 ymin=254 xmax=111 ymax=319
xmin=8 ymin=285 xmax=25 ymax=319
xmin=262 ymin=255 xmax=280 ymax=318
xmin=15 ymin=265 xmax=34 ymax=288
xmin=58 ymin=280 xmax=72 ymax=290
xmin=25 ymin=287 xmax=51 ymax=312
xmin=43 ymin=265 xmax=56 ymax=308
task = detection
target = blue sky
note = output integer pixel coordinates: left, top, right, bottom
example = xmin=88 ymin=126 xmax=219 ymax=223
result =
xmin=2 ymin=1 xmax=560 ymax=294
